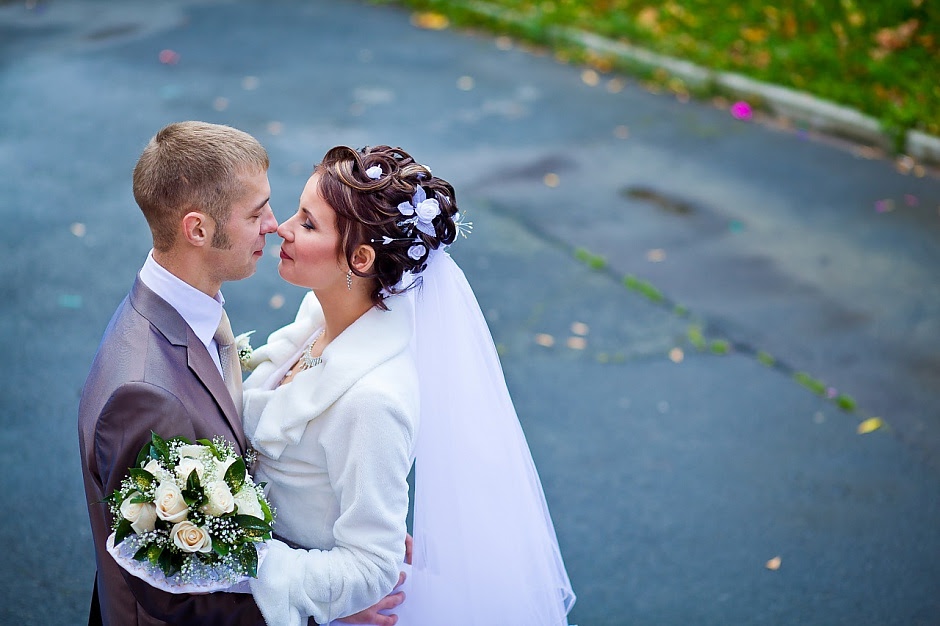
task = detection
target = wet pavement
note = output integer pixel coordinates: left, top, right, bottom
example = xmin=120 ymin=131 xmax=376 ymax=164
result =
xmin=1 ymin=1 xmax=939 ymax=624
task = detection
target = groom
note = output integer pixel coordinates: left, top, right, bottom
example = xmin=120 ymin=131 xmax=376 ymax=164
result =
xmin=79 ymin=121 xmax=405 ymax=625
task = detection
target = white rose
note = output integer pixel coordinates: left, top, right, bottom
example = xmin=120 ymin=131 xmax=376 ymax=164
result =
xmin=119 ymin=492 xmax=158 ymax=534
xmin=154 ymin=482 xmax=189 ymax=523
xmin=233 ymin=488 xmax=264 ymax=519
xmin=142 ymin=459 xmax=163 ymax=477
xmin=202 ymin=481 xmax=235 ymax=517
xmin=415 ymin=198 xmax=440 ymax=222
xmin=176 ymin=457 xmax=206 ymax=482
xmin=177 ymin=444 xmax=206 ymax=459
xmin=171 ymin=521 xmax=212 ymax=553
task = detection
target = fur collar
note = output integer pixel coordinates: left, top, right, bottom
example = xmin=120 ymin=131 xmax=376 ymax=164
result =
xmin=242 ymin=291 xmax=414 ymax=459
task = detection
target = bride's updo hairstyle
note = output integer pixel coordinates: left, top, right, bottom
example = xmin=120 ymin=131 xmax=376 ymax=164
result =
xmin=316 ymin=145 xmax=460 ymax=309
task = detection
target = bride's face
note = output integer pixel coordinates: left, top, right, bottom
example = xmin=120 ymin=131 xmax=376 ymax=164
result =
xmin=276 ymin=173 xmax=347 ymax=290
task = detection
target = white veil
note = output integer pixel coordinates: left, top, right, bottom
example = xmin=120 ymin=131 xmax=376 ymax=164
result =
xmin=394 ymin=250 xmax=575 ymax=624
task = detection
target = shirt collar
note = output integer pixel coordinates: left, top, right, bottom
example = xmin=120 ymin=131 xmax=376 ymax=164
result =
xmin=139 ymin=250 xmax=224 ymax=349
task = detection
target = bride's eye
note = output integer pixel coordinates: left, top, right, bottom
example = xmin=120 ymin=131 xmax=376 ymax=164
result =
xmin=301 ymin=220 xmax=315 ymax=231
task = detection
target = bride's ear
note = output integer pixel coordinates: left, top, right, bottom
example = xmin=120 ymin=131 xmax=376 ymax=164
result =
xmin=350 ymin=243 xmax=375 ymax=275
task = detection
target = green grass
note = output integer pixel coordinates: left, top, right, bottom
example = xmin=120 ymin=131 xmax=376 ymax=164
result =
xmin=574 ymin=247 xmax=607 ymax=270
xmin=399 ymin=0 xmax=939 ymax=138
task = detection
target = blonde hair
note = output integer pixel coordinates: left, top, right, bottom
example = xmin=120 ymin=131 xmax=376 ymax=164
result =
xmin=132 ymin=121 xmax=269 ymax=251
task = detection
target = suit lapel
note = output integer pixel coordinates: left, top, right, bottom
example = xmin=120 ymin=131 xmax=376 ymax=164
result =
xmin=129 ymin=278 xmax=247 ymax=451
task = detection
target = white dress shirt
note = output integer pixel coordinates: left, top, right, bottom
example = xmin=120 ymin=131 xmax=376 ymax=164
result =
xmin=138 ymin=250 xmax=225 ymax=375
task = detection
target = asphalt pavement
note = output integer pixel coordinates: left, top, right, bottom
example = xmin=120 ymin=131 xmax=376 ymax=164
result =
xmin=1 ymin=1 xmax=939 ymax=624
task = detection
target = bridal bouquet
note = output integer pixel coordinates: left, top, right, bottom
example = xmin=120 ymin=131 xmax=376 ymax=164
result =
xmin=106 ymin=432 xmax=275 ymax=593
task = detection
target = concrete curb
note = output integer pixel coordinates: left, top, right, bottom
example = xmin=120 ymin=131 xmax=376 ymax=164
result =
xmin=452 ymin=1 xmax=940 ymax=164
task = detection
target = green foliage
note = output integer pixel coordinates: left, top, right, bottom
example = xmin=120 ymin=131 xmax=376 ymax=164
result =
xmin=402 ymin=0 xmax=940 ymax=136
xmin=574 ymin=247 xmax=607 ymax=270
xmin=687 ymin=324 xmax=706 ymax=350
xmin=129 ymin=468 xmax=155 ymax=493
xmin=710 ymin=339 xmax=731 ymax=355
xmin=197 ymin=438 xmax=224 ymax=461
xmin=622 ymin=274 xmax=664 ymax=302
xmin=836 ymin=393 xmax=857 ymax=411
xmin=794 ymin=371 xmax=827 ymax=396
xmin=235 ymin=544 xmax=260 ymax=578
xmin=182 ymin=470 xmax=205 ymax=509
xmin=114 ymin=518 xmax=133 ymax=545
xmin=224 ymin=457 xmax=247 ymax=495
xmin=756 ymin=350 xmax=775 ymax=366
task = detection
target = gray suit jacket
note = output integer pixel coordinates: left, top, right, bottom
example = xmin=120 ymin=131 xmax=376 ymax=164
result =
xmin=78 ymin=277 xmax=264 ymax=626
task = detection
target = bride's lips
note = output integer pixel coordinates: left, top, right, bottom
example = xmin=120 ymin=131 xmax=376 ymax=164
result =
xmin=279 ymin=248 xmax=292 ymax=261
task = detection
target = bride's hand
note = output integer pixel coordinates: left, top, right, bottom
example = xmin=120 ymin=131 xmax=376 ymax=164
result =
xmin=335 ymin=571 xmax=407 ymax=625
xmin=405 ymin=533 xmax=413 ymax=565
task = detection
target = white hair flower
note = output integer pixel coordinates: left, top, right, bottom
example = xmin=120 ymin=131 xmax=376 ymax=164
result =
xmin=408 ymin=243 xmax=427 ymax=260
xmin=366 ymin=165 xmax=383 ymax=180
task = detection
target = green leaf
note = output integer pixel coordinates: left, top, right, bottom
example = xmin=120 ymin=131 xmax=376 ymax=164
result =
xmin=213 ymin=540 xmax=230 ymax=557
xmin=197 ymin=438 xmax=223 ymax=460
xmin=182 ymin=470 xmax=204 ymax=508
xmin=836 ymin=394 xmax=857 ymax=411
xmin=151 ymin=432 xmax=170 ymax=464
xmin=158 ymin=549 xmax=180 ymax=578
xmin=259 ymin=496 xmax=275 ymax=525
xmin=130 ymin=494 xmax=151 ymax=504
xmin=147 ymin=544 xmax=163 ymax=566
xmin=710 ymin=339 xmax=730 ymax=355
xmin=167 ymin=436 xmax=192 ymax=449
xmin=224 ymin=457 xmax=247 ymax=494
xmin=135 ymin=439 xmax=152 ymax=469
xmin=113 ymin=518 xmax=133 ymax=545
xmin=235 ymin=544 xmax=259 ymax=578
xmin=128 ymin=468 xmax=155 ymax=493
xmin=133 ymin=545 xmax=149 ymax=561
xmin=233 ymin=514 xmax=272 ymax=539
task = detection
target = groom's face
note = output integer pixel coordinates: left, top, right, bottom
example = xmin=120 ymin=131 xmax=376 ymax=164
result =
xmin=209 ymin=168 xmax=277 ymax=283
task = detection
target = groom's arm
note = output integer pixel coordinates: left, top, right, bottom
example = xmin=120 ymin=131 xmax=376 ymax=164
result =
xmin=96 ymin=383 xmax=266 ymax=625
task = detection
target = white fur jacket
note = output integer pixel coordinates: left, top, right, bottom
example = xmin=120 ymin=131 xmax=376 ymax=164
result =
xmin=242 ymin=291 xmax=419 ymax=626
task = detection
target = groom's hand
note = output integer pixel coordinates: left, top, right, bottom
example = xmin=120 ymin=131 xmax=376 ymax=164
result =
xmin=336 ymin=572 xmax=407 ymax=625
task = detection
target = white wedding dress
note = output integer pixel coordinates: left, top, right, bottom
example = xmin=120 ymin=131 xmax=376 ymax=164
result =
xmin=244 ymin=251 xmax=575 ymax=625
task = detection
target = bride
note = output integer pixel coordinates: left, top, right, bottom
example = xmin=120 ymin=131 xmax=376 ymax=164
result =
xmin=242 ymin=145 xmax=575 ymax=625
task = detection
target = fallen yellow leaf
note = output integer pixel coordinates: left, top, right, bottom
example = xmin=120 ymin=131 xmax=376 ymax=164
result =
xmin=765 ymin=556 xmax=781 ymax=570
xmin=411 ymin=12 xmax=449 ymax=30
xmin=857 ymin=417 xmax=883 ymax=434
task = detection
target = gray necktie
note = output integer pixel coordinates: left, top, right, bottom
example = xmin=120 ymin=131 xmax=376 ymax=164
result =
xmin=214 ymin=309 xmax=243 ymax=416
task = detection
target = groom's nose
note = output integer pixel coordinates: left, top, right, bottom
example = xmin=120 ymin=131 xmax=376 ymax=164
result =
xmin=260 ymin=206 xmax=278 ymax=234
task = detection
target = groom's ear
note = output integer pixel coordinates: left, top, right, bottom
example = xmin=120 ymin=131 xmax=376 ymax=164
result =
xmin=350 ymin=243 xmax=375 ymax=274
xmin=181 ymin=211 xmax=212 ymax=247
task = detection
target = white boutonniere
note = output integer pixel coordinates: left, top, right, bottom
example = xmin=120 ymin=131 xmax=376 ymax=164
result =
xmin=235 ymin=331 xmax=256 ymax=372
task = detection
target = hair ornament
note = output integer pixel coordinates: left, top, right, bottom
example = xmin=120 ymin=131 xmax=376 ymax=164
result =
xmin=453 ymin=212 xmax=474 ymax=239
xmin=397 ymin=185 xmax=441 ymax=236
xmin=408 ymin=243 xmax=427 ymax=260
xmin=366 ymin=165 xmax=384 ymax=180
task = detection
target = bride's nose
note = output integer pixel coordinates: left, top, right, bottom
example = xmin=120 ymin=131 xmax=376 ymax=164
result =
xmin=276 ymin=217 xmax=293 ymax=241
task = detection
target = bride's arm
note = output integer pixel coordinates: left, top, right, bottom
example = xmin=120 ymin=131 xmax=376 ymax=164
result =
xmin=249 ymin=383 xmax=416 ymax=625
